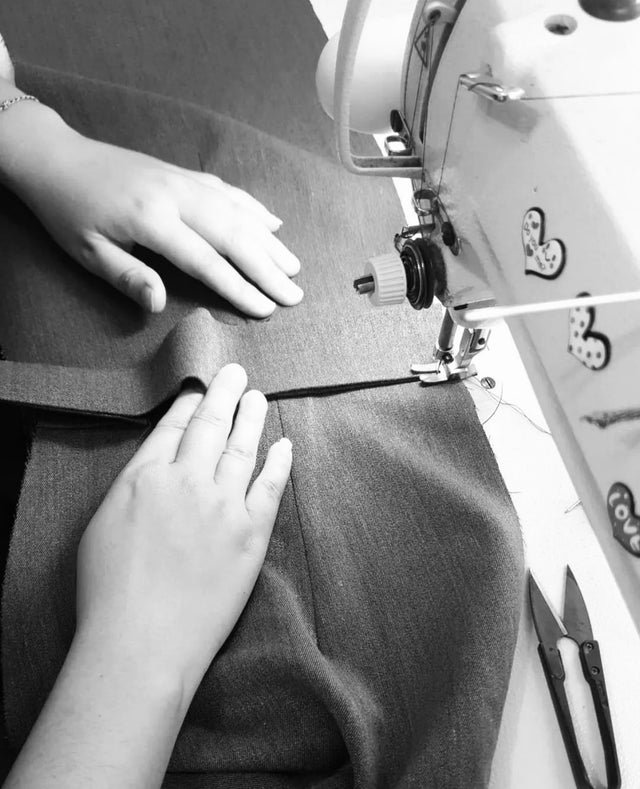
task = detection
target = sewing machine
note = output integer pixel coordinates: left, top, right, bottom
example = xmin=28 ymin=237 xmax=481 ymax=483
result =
xmin=316 ymin=0 xmax=640 ymax=639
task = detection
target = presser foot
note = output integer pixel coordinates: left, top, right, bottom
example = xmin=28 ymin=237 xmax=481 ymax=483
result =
xmin=411 ymin=359 xmax=478 ymax=385
xmin=411 ymin=311 xmax=490 ymax=385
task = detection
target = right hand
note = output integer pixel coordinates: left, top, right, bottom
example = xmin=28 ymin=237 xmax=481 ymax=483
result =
xmin=74 ymin=364 xmax=292 ymax=692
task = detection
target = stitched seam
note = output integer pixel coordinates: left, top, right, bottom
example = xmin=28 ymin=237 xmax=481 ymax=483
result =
xmin=274 ymin=399 xmax=320 ymax=647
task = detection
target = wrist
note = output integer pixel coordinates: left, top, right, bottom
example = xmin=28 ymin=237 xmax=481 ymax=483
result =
xmin=0 ymin=54 xmax=16 ymax=86
xmin=71 ymin=621 xmax=207 ymax=722
xmin=0 ymin=74 xmax=19 ymax=100
xmin=0 ymin=97 xmax=76 ymax=200
xmin=70 ymin=625 xmax=194 ymax=719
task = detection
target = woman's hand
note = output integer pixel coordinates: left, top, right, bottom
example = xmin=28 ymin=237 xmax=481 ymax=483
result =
xmin=1 ymin=104 xmax=303 ymax=317
xmin=75 ymin=363 xmax=292 ymax=692
xmin=3 ymin=366 xmax=291 ymax=789
xmin=3 ymin=365 xmax=290 ymax=789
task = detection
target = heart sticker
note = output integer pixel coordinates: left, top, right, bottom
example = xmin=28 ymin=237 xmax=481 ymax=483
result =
xmin=568 ymin=293 xmax=610 ymax=371
xmin=607 ymin=482 xmax=640 ymax=556
xmin=522 ymin=208 xmax=566 ymax=279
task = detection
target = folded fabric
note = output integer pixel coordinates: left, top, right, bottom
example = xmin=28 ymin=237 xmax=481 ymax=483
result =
xmin=0 ymin=308 xmax=425 ymax=418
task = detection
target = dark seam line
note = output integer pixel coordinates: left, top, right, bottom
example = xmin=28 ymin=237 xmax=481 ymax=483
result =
xmin=274 ymin=399 xmax=321 ymax=649
xmin=0 ymin=376 xmax=427 ymax=422
xmin=267 ymin=376 xmax=421 ymax=401
xmin=134 ymin=420 xmax=156 ymax=450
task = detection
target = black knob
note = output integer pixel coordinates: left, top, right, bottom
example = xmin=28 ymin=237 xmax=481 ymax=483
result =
xmin=579 ymin=0 xmax=640 ymax=20
xmin=400 ymin=239 xmax=442 ymax=310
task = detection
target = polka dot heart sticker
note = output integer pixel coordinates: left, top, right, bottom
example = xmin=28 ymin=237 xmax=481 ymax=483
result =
xmin=568 ymin=293 xmax=611 ymax=371
xmin=522 ymin=208 xmax=566 ymax=279
xmin=607 ymin=482 xmax=640 ymax=556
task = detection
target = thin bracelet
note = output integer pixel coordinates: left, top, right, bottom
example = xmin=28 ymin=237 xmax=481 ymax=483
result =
xmin=0 ymin=95 xmax=40 ymax=113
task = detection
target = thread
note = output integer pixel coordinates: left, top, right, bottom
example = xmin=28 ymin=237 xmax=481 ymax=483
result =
xmin=468 ymin=377 xmax=551 ymax=434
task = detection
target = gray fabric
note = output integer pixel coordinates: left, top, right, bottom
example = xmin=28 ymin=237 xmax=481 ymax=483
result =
xmin=0 ymin=0 xmax=341 ymax=157
xmin=0 ymin=1 xmax=524 ymax=785
xmin=0 ymin=308 xmax=425 ymax=418
xmin=4 ymin=387 xmax=523 ymax=789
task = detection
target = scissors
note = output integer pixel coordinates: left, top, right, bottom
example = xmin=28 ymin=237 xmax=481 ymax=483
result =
xmin=528 ymin=567 xmax=620 ymax=789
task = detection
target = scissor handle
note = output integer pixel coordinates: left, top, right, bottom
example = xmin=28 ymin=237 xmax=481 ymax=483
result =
xmin=579 ymin=640 xmax=621 ymax=789
xmin=537 ymin=643 xmax=594 ymax=789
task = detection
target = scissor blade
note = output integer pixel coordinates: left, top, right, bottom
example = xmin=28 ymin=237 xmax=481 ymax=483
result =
xmin=528 ymin=572 xmax=566 ymax=646
xmin=563 ymin=566 xmax=594 ymax=644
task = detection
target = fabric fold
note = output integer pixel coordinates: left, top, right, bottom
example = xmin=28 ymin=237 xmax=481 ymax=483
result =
xmin=0 ymin=307 xmax=431 ymax=418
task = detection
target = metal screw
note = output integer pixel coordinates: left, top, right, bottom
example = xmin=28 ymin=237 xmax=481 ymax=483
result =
xmin=591 ymin=666 xmax=600 ymax=675
xmin=480 ymin=376 xmax=496 ymax=390
xmin=584 ymin=641 xmax=594 ymax=652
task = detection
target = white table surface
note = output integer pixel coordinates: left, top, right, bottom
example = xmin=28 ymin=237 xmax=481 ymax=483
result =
xmin=309 ymin=1 xmax=640 ymax=786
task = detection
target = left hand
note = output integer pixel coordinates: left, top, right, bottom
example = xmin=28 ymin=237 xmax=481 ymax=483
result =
xmin=75 ymin=363 xmax=292 ymax=690
xmin=2 ymin=365 xmax=291 ymax=789
xmin=13 ymin=115 xmax=303 ymax=317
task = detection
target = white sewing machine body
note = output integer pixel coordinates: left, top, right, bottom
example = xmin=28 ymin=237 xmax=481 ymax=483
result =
xmin=321 ymin=0 xmax=640 ymax=627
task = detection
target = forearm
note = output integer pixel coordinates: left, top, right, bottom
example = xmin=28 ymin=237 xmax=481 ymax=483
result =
xmin=0 ymin=75 xmax=75 ymax=203
xmin=0 ymin=32 xmax=73 ymax=199
xmin=3 ymin=631 xmax=194 ymax=789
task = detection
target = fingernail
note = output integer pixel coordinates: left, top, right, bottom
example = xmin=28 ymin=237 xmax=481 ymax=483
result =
xmin=279 ymin=276 xmax=303 ymax=298
xmin=286 ymin=284 xmax=304 ymax=304
xmin=286 ymin=253 xmax=301 ymax=276
xmin=256 ymin=298 xmax=277 ymax=318
xmin=142 ymin=284 xmax=157 ymax=312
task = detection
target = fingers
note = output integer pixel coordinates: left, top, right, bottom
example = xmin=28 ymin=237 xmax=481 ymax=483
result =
xmin=223 ymin=183 xmax=283 ymax=233
xmin=197 ymin=177 xmax=302 ymax=277
xmin=119 ymin=165 xmax=301 ymax=315
xmin=143 ymin=218 xmax=278 ymax=318
xmin=167 ymin=167 xmax=301 ymax=279
xmin=175 ymin=363 xmax=248 ymax=469
xmin=248 ymin=226 xmax=301 ymax=278
xmin=82 ymin=234 xmax=167 ymax=312
xmin=186 ymin=204 xmax=304 ymax=307
xmin=245 ymin=438 xmax=293 ymax=528
xmin=173 ymin=167 xmax=283 ymax=233
xmin=129 ymin=388 xmax=204 ymax=466
xmin=127 ymin=362 xmax=292 ymax=535
xmin=214 ymin=390 xmax=268 ymax=490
